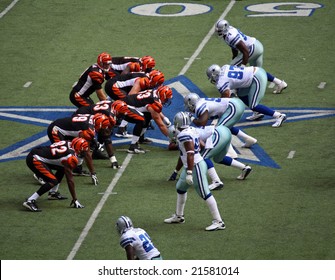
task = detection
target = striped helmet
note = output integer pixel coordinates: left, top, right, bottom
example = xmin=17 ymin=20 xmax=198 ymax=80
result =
xmin=174 ymin=111 xmax=191 ymax=130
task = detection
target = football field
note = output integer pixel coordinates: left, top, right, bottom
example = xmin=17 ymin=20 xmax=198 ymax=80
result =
xmin=1 ymin=0 xmax=334 ymax=272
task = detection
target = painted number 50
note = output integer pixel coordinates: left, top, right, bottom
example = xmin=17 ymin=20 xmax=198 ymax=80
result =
xmin=246 ymin=2 xmax=323 ymax=17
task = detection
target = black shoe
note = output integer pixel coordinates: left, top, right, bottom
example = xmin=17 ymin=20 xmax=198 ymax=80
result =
xmin=127 ymin=144 xmax=146 ymax=154
xmin=138 ymin=138 xmax=152 ymax=144
xmin=48 ymin=191 xmax=68 ymax=200
xmin=23 ymin=199 xmax=42 ymax=212
xmin=92 ymin=148 xmax=109 ymax=159
xmin=72 ymin=166 xmax=91 ymax=176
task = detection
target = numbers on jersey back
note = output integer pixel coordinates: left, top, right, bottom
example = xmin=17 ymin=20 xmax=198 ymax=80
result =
xmin=93 ymin=100 xmax=110 ymax=111
xmin=227 ymin=65 xmax=244 ymax=80
xmin=139 ymin=233 xmax=154 ymax=253
xmin=50 ymin=141 xmax=68 ymax=156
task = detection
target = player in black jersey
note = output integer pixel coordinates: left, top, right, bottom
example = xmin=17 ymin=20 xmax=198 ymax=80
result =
xmin=69 ymin=52 xmax=111 ymax=108
xmin=23 ymin=138 xmax=88 ymax=212
xmin=75 ymin=100 xmax=121 ymax=168
xmin=47 ymin=113 xmax=111 ymax=185
xmin=120 ymin=85 xmax=173 ymax=154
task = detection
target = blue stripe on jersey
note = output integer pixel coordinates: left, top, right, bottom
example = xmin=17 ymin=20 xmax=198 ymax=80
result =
xmin=196 ymin=102 xmax=207 ymax=118
xmin=217 ymin=102 xmax=236 ymax=126
xmin=120 ymin=237 xmax=136 ymax=248
xmin=218 ymin=82 xmax=229 ymax=94
xmin=195 ymin=163 xmax=206 ymax=199
xmin=178 ymin=134 xmax=193 ymax=142
xmin=231 ymin=34 xmax=241 ymax=46
xmin=251 ymin=76 xmax=261 ymax=108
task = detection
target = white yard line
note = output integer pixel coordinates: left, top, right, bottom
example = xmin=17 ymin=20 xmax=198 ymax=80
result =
xmin=67 ymin=1 xmax=237 ymax=260
xmin=0 ymin=0 xmax=20 ymax=19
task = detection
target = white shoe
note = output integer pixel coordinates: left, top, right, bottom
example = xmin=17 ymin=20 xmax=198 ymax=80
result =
xmin=242 ymin=136 xmax=257 ymax=148
xmin=164 ymin=214 xmax=185 ymax=224
xmin=33 ymin=174 xmax=45 ymax=185
xmin=237 ymin=166 xmax=252 ymax=180
xmin=208 ymin=181 xmax=224 ymax=191
xmin=272 ymin=114 xmax=287 ymax=128
xmin=246 ymin=112 xmax=264 ymax=121
xmin=205 ymin=220 xmax=226 ymax=231
xmin=273 ymin=80 xmax=288 ymax=94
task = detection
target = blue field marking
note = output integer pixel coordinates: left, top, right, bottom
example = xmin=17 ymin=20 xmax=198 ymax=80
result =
xmin=1 ymin=75 xmax=334 ymax=168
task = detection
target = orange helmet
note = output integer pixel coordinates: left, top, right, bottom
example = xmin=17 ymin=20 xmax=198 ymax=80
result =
xmin=66 ymin=155 xmax=79 ymax=170
xmin=71 ymin=137 xmax=89 ymax=154
xmin=79 ymin=128 xmax=95 ymax=141
xmin=93 ymin=113 xmax=110 ymax=131
xmin=149 ymin=70 xmax=164 ymax=88
xmin=156 ymin=85 xmax=173 ymax=106
xmin=97 ymin=52 xmax=112 ymax=71
xmin=111 ymin=100 xmax=129 ymax=116
xmin=140 ymin=56 xmax=155 ymax=71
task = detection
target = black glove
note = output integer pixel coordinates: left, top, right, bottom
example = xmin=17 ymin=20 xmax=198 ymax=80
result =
xmin=91 ymin=173 xmax=99 ymax=185
xmin=168 ymin=170 xmax=178 ymax=181
xmin=70 ymin=199 xmax=84 ymax=209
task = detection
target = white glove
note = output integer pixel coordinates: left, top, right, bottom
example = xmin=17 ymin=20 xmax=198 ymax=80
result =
xmin=186 ymin=171 xmax=193 ymax=185
xmin=71 ymin=199 xmax=85 ymax=209
xmin=163 ymin=116 xmax=171 ymax=127
xmin=188 ymin=112 xmax=195 ymax=122
xmin=91 ymin=173 xmax=99 ymax=186
xmin=110 ymin=156 xmax=121 ymax=169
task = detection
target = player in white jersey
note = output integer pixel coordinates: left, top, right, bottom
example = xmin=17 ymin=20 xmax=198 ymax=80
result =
xmin=116 ymin=216 xmax=162 ymax=260
xmin=168 ymin=124 xmax=252 ymax=191
xmin=164 ymin=112 xmax=225 ymax=231
xmin=207 ymin=64 xmax=287 ymax=128
xmin=215 ymin=19 xmax=287 ymax=120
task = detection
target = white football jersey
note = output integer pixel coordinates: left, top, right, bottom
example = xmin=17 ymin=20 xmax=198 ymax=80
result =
xmin=119 ymin=227 xmax=161 ymax=260
xmin=177 ymin=127 xmax=203 ymax=168
xmin=223 ymin=26 xmax=256 ymax=49
xmin=216 ymin=65 xmax=254 ymax=94
xmin=194 ymin=98 xmax=229 ymax=121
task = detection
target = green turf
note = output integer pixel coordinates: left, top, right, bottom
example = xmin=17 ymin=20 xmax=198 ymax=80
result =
xmin=0 ymin=0 xmax=334 ymax=260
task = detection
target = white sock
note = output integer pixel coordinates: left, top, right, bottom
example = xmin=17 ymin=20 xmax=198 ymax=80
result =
xmin=205 ymin=195 xmax=222 ymax=222
xmin=28 ymin=192 xmax=40 ymax=201
xmin=176 ymin=192 xmax=187 ymax=216
xmin=207 ymin=167 xmax=221 ymax=183
xmin=230 ymin=159 xmax=246 ymax=170
xmin=273 ymin=78 xmax=282 ymax=85
xmin=50 ymin=184 xmax=60 ymax=192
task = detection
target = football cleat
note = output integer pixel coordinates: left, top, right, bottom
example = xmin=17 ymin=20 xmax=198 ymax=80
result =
xmin=48 ymin=191 xmax=68 ymax=200
xmin=127 ymin=143 xmax=146 ymax=154
xmin=208 ymin=181 xmax=224 ymax=191
xmin=23 ymin=199 xmax=42 ymax=212
xmin=272 ymin=114 xmax=287 ymax=128
xmin=115 ymin=127 xmax=132 ymax=138
xmin=237 ymin=166 xmax=252 ymax=180
xmin=273 ymin=80 xmax=288 ymax=94
xmin=242 ymin=136 xmax=257 ymax=148
xmin=205 ymin=220 xmax=226 ymax=231
xmin=246 ymin=112 xmax=264 ymax=121
xmin=164 ymin=214 xmax=185 ymax=224
xmin=33 ymin=174 xmax=45 ymax=185
xmin=138 ymin=137 xmax=153 ymax=144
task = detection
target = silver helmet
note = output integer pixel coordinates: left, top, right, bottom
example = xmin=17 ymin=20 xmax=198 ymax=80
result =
xmin=116 ymin=216 xmax=133 ymax=235
xmin=206 ymin=64 xmax=221 ymax=84
xmin=215 ymin=19 xmax=230 ymax=37
xmin=168 ymin=125 xmax=177 ymax=142
xmin=174 ymin=111 xmax=191 ymax=131
xmin=184 ymin=93 xmax=200 ymax=112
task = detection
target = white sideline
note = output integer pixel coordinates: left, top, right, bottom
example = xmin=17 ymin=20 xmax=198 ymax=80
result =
xmin=0 ymin=0 xmax=20 ymax=19
xmin=66 ymin=154 xmax=133 ymax=260
xmin=67 ymin=1 xmax=237 ymax=260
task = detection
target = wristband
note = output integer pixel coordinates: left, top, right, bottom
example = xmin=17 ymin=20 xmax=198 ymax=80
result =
xmin=174 ymin=169 xmax=178 ymax=173
xmin=110 ymin=155 xmax=117 ymax=163
xmin=186 ymin=170 xmax=192 ymax=175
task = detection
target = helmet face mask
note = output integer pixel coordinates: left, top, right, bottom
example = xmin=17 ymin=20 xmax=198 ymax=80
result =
xmin=97 ymin=52 xmax=112 ymax=71
xmin=215 ymin=19 xmax=230 ymax=37
xmin=156 ymin=85 xmax=173 ymax=107
xmin=116 ymin=216 xmax=133 ymax=235
xmin=141 ymin=55 xmax=155 ymax=71
xmin=184 ymin=93 xmax=200 ymax=112
xmin=71 ymin=137 xmax=89 ymax=154
xmin=93 ymin=113 xmax=110 ymax=132
xmin=206 ymin=64 xmax=221 ymax=84
xmin=149 ymin=70 xmax=165 ymax=88
xmin=173 ymin=111 xmax=191 ymax=132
